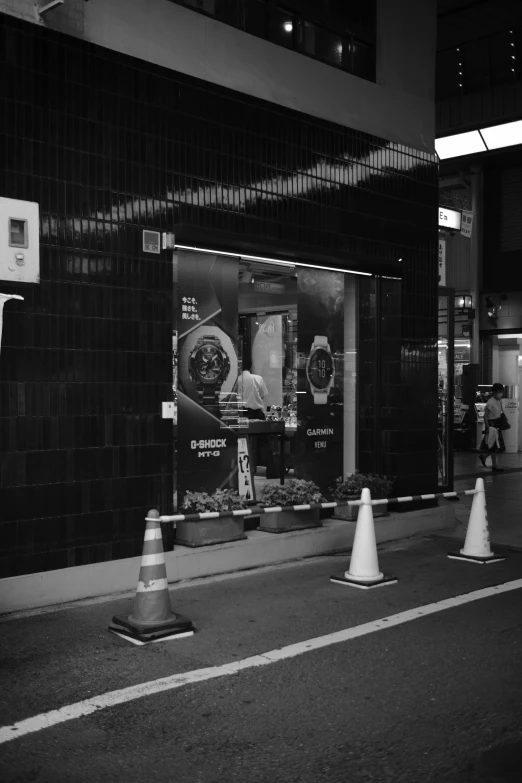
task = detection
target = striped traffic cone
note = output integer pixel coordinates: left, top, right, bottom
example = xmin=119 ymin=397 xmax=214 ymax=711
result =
xmin=330 ymin=487 xmax=398 ymax=589
xmin=448 ymin=478 xmax=505 ymax=564
xmin=109 ymin=510 xmax=195 ymax=644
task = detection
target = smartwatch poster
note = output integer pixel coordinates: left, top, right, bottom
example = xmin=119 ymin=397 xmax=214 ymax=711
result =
xmin=296 ymin=268 xmax=344 ymax=490
xmin=175 ymin=251 xmax=239 ymax=504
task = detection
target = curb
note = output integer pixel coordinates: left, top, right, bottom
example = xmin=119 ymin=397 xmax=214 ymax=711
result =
xmin=0 ymin=505 xmax=456 ymax=616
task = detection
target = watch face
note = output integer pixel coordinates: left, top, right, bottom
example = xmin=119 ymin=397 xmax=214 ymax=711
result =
xmin=193 ymin=344 xmax=226 ymax=381
xmin=308 ymin=348 xmax=333 ymax=390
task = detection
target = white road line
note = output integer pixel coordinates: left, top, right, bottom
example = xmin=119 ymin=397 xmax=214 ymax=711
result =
xmin=1 ymin=577 xmax=521 ymax=745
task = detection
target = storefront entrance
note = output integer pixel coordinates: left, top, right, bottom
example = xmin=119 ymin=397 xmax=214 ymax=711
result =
xmin=172 ymin=248 xmax=359 ymax=507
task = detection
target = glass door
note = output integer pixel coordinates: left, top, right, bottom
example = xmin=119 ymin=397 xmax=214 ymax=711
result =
xmin=438 ymin=288 xmax=454 ymax=490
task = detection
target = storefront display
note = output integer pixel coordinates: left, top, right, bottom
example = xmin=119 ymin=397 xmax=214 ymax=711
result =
xmin=173 ymin=249 xmax=358 ymax=507
xmin=175 ymin=251 xmax=240 ymax=500
xmin=296 ymin=268 xmax=345 ymax=488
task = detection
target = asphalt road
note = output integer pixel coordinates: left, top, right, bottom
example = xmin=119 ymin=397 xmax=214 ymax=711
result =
xmin=1 ymin=534 xmax=521 ymax=782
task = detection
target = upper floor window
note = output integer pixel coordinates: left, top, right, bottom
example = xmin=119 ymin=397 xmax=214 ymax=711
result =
xmin=436 ymin=26 xmax=521 ymax=100
xmin=171 ymin=0 xmax=376 ymax=82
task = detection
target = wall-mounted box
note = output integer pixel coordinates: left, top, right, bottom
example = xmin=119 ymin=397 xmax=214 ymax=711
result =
xmin=0 ymin=198 xmax=40 ymax=283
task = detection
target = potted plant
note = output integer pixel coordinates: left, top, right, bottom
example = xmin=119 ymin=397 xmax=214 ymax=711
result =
xmin=330 ymin=472 xmax=395 ymax=520
xmin=258 ymin=479 xmax=326 ymax=533
xmin=175 ymin=489 xmax=249 ymax=547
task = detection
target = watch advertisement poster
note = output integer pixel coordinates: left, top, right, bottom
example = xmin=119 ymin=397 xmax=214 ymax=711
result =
xmin=296 ymin=268 xmax=344 ymax=490
xmin=176 ymin=251 xmax=239 ymax=504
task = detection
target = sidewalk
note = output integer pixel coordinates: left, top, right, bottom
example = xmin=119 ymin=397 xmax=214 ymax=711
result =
xmin=450 ymin=470 xmax=522 ymax=550
xmin=1 ymin=452 xmax=518 ymax=617
xmin=454 ymin=449 xmax=522 ymax=480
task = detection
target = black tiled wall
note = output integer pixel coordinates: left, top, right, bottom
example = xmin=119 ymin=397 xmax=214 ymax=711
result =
xmin=0 ymin=13 xmax=438 ymax=577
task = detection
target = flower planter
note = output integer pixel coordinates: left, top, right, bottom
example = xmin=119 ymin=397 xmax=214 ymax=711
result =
xmin=174 ymin=515 xmax=247 ymax=547
xmin=257 ymin=507 xmax=322 ymax=533
xmin=333 ymin=497 xmax=388 ymax=521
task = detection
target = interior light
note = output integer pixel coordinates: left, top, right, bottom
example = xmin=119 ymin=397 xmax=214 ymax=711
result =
xmin=283 ymin=21 xmax=293 ymax=32
xmin=481 ymin=119 xmax=522 ymax=150
xmin=498 ymin=334 xmax=522 ymax=339
xmin=175 ymin=244 xmax=295 ymax=268
xmin=296 ymin=261 xmax=371 ymax=277
xmin=435 ymin=131 xmax=487 ymax=160
xmin=174 ymin=245 xmax=372 ymax=276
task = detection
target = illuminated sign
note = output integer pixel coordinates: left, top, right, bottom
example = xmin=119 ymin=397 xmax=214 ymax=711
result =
xmin=438 ymin=208 xmax=462 ymax=231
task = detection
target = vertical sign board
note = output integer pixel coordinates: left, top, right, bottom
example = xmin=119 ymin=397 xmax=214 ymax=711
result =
xmin=176 ymin=251 xmax=239 ymax=505
xmin=296 ymin=268 xmax=344 ymax=491
xmin=460 ymin=210 xmax=473 ymax=238
xmin=438 ymin=238 xmax=446 ymax=285
xmin=237 ymin=437 xmax=255 ymax=501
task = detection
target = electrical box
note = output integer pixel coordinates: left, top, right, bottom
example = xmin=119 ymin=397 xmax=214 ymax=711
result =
xmin=143 ymin=230 xmax=160 ymax=254
xmin=0 ymin=198 xmax=40 ymax=283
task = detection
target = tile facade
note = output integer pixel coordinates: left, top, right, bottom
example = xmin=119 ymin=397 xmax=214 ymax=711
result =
xmin=0 ymin=13 xmax=438 ymax=577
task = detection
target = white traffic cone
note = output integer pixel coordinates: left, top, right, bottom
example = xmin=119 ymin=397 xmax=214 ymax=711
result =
xmin=331 ymin=488 xmax=397 ymax=589
xmin=448 ymin=478 xmax=505 ymax=564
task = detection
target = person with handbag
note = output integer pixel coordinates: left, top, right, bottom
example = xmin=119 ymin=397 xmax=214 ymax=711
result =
xmin=479 ymin=383 xmax=510 ymax=471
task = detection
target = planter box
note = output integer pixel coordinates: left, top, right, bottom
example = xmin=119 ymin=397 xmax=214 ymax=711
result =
xmin=333 ymin=501 xmax=388 ymax=521
xmin=174 ymin=515 xmax=247 ymax=548
xmin=257 ymin=507 xmax=322 ymax=533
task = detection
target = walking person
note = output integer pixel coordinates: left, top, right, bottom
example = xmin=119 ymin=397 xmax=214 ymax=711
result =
xmin=479 ymin=382 xmax=506 ymax=472
xmin=240 ymin=367 xmax=278 ymax=478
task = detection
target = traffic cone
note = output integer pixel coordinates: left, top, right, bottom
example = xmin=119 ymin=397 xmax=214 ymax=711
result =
xmin=331 ymin=488 xmax=397 ymax=589
xmin=109 ymin=510 xmax=195 ymax=644
xmin=448 ymin=478 xmax=505 ymax=564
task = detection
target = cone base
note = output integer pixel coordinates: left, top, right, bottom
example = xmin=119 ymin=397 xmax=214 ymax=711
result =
xmin=447 ymin=551 xmax=505 ymax=564
xmin=330 ymin=574 xmax=398 ymax=589
xmin=109 ymin=612 xmax=195 ymax=643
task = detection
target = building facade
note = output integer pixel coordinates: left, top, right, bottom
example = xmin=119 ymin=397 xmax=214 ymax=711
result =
xmin=0 ymin=0 xmax=438 ymax=580
xmin=436 ymin=3 xmax=522 ymax=457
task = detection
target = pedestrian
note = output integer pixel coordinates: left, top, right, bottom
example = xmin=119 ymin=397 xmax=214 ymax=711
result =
xmin=479 ymin=382 xmax=506 ymax=472
xmin=240 ymin=367 xmax=278 ymax=479
xmin=240 ymin=367 xmax=269 ymax=421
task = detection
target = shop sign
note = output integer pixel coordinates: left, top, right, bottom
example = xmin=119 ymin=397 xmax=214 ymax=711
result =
xmin=296 ymin=268 xmax=344 ymax=490
xmin=438 ymin=238 xmax=446 ymax=285
xmin=438 ymin=207 xmax=461 ymax=231
xmin=237 ymin=437 xmax=254 ymax=500
xmin=176 ymin=251 xmax=239 ymax=503
xmin=254 ymin=281 xmax=286 ymax=294
xmin=460 ymin=210 xmax=473 ymax=238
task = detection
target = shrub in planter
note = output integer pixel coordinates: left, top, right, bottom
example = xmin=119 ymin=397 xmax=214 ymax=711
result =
xmin=258 ymin=479 xmax=326 ymax=533
xmin=330 ymin=472 xmax=395 ymax=520
xmin=175 ymin=489 xmax=249 ymax=547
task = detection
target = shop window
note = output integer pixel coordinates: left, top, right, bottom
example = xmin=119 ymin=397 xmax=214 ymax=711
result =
xmin=315 ymin=24 xmax=343 ymax=68
xmin=173 ymin=250 xmax=359 ymax=503
xmin=169 ymin=0 xmax=375 ymax=82
xmin=177 ymin=0 xmax=243 ymax=28
xmin=244 ymin=0 xmax=266 ymax=37
xmin=270 ymin=7 xmax=295 ymax=50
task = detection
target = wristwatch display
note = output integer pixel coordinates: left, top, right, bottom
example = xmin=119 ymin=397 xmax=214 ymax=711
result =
xmin=189 ymin=335 xmax=231 ymax=410
xmin=306 ymin=335 xmax=334 ymax=404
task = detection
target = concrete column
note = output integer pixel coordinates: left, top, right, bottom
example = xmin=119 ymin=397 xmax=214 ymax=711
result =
xmin=470 ymin=166 xmax=483 ymax=365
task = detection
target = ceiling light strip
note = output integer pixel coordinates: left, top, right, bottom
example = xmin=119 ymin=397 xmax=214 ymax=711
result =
xmin=436 ymin=119 xmax=522 ymax=160
xmin=477 ymin=128 xmax=489 ymax=151
xmin=174 ymin=244 xmax=373 ymax=276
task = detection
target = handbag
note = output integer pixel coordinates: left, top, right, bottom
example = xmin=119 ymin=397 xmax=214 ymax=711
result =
xmin=499 ymin=405 xmax=511 ymax=431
